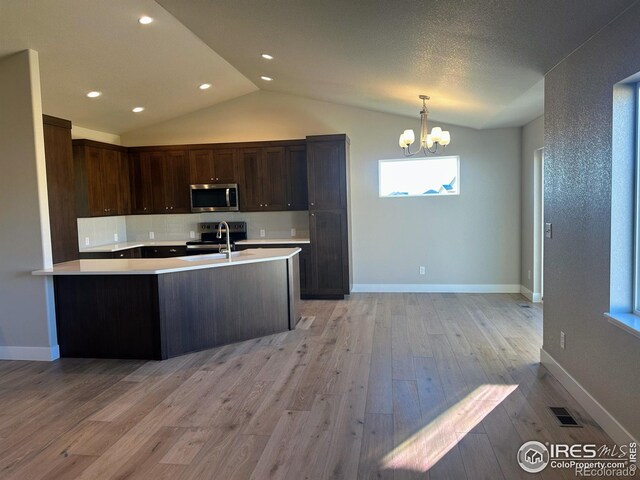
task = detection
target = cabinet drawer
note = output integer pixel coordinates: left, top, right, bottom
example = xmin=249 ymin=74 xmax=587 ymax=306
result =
xmin=142 ymin=246 xmax=187 ymax=258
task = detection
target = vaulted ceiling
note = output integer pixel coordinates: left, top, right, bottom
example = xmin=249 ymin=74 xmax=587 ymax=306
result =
xmin=0 ymin=0 xmax=635 ymax=133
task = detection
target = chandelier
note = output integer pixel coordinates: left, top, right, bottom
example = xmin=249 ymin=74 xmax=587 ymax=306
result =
xmin=398 ymin=95 xmax=450 ymax=156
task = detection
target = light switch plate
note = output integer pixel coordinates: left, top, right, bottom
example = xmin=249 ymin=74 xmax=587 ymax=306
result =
xmin=291 ymin=228 xmax=296 ymax=237
xmin=149 ymin=231 xmax=155 ymax=240
xmin=114 ymin=233 xmax=118 ymax=242
xmin=260 ymin=229 xmax=266 ymax=238
xmin=84 ymin=237 xmax=90 ymax=246
xmin=189 ymin=231 xmax=196 ymax=239
xmin=545 ymin=223 xmax=552 ymax=239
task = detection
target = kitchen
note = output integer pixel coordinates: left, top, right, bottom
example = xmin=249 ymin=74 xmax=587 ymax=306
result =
xmin=36 ymin=117 xmax=351 ymax=358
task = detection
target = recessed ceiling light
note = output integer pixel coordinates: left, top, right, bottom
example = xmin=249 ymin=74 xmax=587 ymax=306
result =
xmin=138 ymin=16 xmax=153 ymax=25
xmin=199 ymin=83 xmax=211 ymax=90
xmin=260 ymin=76 xmax=273 ymax=82
xmin=261 ymin=53 xmax=274 ymax=60
xmin=86 ymin=91 xmax=102 ymax=98
xmin=132 ymin=107 xmax=145 ymax=113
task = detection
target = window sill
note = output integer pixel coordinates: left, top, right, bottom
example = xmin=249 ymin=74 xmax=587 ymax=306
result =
xmin=604 ymin=312 xmax=640 ymax=340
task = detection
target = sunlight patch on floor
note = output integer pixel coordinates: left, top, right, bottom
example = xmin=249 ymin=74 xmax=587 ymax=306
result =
xmin=381 ymin=384 xmax=518 ymax=473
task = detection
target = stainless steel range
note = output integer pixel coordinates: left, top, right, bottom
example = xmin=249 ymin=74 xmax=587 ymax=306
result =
xmin=185 ymin=222 xmax=247 ymax=254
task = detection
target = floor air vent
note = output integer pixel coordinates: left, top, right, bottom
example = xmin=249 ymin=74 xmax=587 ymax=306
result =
xmin=549 ymin=407 xmax=581 ymax=427
xmin=519 ymin=304 xmax=531 ymax=308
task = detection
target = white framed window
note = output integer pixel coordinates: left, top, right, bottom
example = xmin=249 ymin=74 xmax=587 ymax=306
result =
xmin=633 ymin=83 xmax=640 ymax=315
xmin=378 ymin=156 xmax=460 ymax=198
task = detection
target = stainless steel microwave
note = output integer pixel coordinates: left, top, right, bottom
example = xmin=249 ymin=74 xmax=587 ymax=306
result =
xmin=190 ymin=184 xmax=239 ymax=212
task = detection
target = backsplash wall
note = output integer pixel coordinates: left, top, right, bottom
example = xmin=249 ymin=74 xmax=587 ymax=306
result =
xmin=77 ymin=211 xmax=310 ymax=248
xmin=77 ymin=216 xmax=127 ymax=248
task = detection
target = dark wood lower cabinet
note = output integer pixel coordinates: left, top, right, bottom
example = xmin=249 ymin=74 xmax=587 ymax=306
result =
xmin=79 ymin=248 xmax=142 ymax=259
xmin=236 ymin=243 xmax=311 ymax=296
xmin=53 ymin=257 xmax=300 ymax=360
xmin=309 ymin=209 xmax=349 ymax=298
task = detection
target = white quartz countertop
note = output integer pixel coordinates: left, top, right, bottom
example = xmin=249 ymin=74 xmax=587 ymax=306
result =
xmin=80 ymin=240 xmax=189 ymax=253
xmin=236 ymin=238 xmax=310 ymax=245
xmin=33 ymin=248 xmax=300 ymax=276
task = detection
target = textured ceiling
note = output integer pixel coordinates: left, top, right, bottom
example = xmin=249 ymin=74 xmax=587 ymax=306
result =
xmin=0 ymin=0 xmax=257 ymax=134
xmin=0 ymin=0 xmax=636 ymax=133
xmin=157 ymin=0 xmax=636 ymax=129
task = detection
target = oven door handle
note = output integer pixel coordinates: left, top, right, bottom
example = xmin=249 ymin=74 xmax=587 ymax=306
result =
xmin=225 ymin=188 xmax=230 ymax=207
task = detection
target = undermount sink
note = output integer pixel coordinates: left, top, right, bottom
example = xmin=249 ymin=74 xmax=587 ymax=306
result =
xmin=180 ymin=252 xmax=249 ymax=262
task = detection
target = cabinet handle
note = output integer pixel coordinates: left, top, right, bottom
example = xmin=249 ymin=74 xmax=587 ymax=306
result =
xmin=169 ymin=249 xmax=177 ymax=253
xmin=311 ymin=213 xmax=315 ymax=216
xmin=264 ymin=204 xmax=268 ymax=207
xmin=170 ymin=206 xmax=174 ymax=210
xmin=311 ymin=202 xmax=314 ymax=206
xmin=210 ymin=177 xmax=214 ymax=181
xmin=165 ymin=207 xmax=169 ymax=210
xmin=287 ymin=203 xmax=291 ymax=207
xmin=119 ymin=253 xmax=125 ymax=257
xmin=143 ymin=207 xmax=147 ymax=211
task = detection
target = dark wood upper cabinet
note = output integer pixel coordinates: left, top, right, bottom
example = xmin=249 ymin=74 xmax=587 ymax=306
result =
xmin=261 ymin=147 xmax=288 ymax=210
xmin=73 ymin=139 xmax=130 ymax=217
xmin=307 ymin=137 xmax=347 ymax=210
xmin=238 ymin=148 xmax=262 ymax=211
xmin=239 ymin=145 xmax=301 ymax=211
xmin=148 ymin=150 xmax=190 ymax=214
xmin=43 ymin=115 xmax=78 ymax=264
xmin=129 ymin=151 xmax=153 ymax=214
xmin=286 ymin=145 xmax=308 ymax=210
xmin=189 ymin=148 xmax=237 ymax=184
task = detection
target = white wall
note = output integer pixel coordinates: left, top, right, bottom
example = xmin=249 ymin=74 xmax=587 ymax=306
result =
xmin=520 ymin=116 xmax=544 ymax=299
xmin=122 ymin=90 xmax=522 ymax=291
xmin=0 ymin=50 xmax=58 ymax=360
xmin=71 ymin=125 xmax=121 ymax=145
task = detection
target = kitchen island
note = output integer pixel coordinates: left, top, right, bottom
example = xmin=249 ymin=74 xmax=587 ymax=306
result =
xmin=33 ymin=248 xmax=301 ymax=360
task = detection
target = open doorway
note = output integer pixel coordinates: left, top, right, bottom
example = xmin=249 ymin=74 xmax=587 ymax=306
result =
xmin=533 ymin=148 xmax=544 ymax=302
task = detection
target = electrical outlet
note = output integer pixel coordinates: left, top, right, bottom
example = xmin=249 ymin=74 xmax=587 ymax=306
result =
xmin=419 ymin=266 xmax=426 ymax=275
xmin=528 ymin=270 xmax=531 ymax=280
xmin=260 ymin=229 xmax=266 ymax=238
xmin=149 ymin=231 xmax=155 ymax=240
xmin=189 ymin=230 xmax=196 ymax=239
xmin=560 ymin=331 xmax=566 ymax=349
xmin=114 ymin=233 xmax=118 ymax=242
xmin=84 ymin=237 xmax=90 ymax=246
xmin=291 ymin=228 xmax=296 ymax=237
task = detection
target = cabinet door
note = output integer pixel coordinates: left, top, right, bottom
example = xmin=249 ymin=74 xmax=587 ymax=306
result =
xmin=115 ymin=151 xmax=130 ymax=215
xmin=43 ymin=118 xmax=78 ymax=264
xmin=100 ymin=149 xmax=120 ymax=215
xmin=148 ymin=151 xmax=168 ymax=213
xmin=165 ymin=151 xmax=190 ymax=213
xmin=286 ymin=145 xmax=308 ymax=210
xmin=239 ymin=148 xmax=262 ymax=211
xmin=307 ymin=140 xmax=346 ymax=210
xmin=129 ymin=152 xmax=153 ymax=214
xmin=189 ymin=150 xmax=215 ymax=184
xmin=298 ymin=244 xmax=312 ymax=295
xmin=309 ymin=210 xmax=347 ymax=295
xmin=84 ymin=146 xmax=106 ymax=216
xmin=211 ymin=148 xmax=237 ymax=183
xmin=261 ymin=147 xmax=288 ymax=211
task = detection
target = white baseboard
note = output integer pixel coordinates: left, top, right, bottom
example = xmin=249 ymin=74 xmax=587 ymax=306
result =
xmin=351 ymin=284 xmax=521 ymax=293
xmin=540 ymin=348 xmax=637 ymax=445
xmin=0 ymin=345 xmax=60 ymax=361
xmin=520 ymin=285 xmax=542 ymax=303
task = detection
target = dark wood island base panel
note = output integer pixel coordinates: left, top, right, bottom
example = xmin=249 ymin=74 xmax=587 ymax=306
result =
xmin=54 ymin=258 xmax=300 ymax=360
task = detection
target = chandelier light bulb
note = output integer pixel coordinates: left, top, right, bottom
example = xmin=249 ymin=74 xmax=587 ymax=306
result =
xmin=426 ymin=134 xmax=434 ymax=149
xmin=403 ymin=129 xmax=415 ymax=145
xmin=440 ymin=131 xmax=451 ymax=146
xmin=430 ymin=127 xmax=443 ymax=143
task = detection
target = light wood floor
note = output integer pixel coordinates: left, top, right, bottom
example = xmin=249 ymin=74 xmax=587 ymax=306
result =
xmin=0 ymin=293 xmax=616 ymax=479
